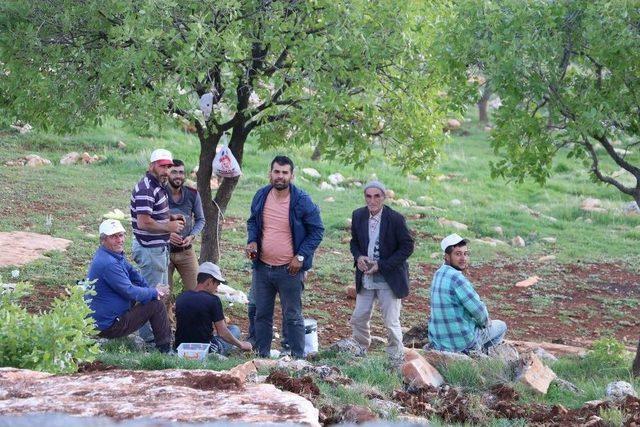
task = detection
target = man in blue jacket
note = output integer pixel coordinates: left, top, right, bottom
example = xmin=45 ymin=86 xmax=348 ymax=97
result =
xmin=87 ymin=219 xmax=172 ymax=352
xmin=246 ymin=156 xmax=324 ymax=359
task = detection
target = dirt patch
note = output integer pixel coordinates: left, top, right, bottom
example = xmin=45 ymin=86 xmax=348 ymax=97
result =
xmin=394 ymin=384 xmax=640 ymax=425
xmin=19 ymin=283 xmax=67 ymax=313
xmin=0 ymin=231 xmax=72 ymax=268
xmin=394 ymin=385 xmax=477 ymax=424
xmin=266 ymin=370 xmax=320 ymax=399
xmin=174 ymin=372 xmax=243 ymax=391
xmin=223 ymin=260 xmax=640 ymax=352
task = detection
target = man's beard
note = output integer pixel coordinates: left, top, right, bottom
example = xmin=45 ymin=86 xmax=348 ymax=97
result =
xmin=169 ymin=178 xmax=182 ymax=189
xmin=272 ymin=181 xmax=288 ymax=190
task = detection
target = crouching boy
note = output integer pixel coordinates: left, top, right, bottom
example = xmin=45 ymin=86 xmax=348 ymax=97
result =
xmin=174 ymin=262 xmax=252 ymax=355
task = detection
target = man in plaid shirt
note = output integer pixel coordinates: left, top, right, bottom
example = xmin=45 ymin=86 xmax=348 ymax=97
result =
xmin=428 ymin=234 xmax=506 ymax=353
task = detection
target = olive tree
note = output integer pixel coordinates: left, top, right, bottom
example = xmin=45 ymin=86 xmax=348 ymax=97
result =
xmin=436 ymin=0 xmax=640 ymax=376
xmin=438 ymin=0 xmax=640 ymax=204
xmin=1 ymin=0 xmax=460 ymax=261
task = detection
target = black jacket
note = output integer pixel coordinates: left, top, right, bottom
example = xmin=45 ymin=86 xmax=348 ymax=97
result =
xmin=350 ymin=205 xmax=414 ymax=298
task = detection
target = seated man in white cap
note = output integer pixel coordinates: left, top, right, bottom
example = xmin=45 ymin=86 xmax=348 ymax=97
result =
xmin=174 ymin=262 xmax=253 ymax=355
xmin=428 ymin=233 xmax=507 ymax=354
xmin=87 ymin=219 xmax=172 ymax=353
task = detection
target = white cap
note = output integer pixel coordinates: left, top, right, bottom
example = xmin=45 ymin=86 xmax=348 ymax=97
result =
xmin=99 ymin=219 xmax=126 ymax=236
xmin=198 ymin=262 xmax=226 ymax=283
xmin=149 ymin=148 xmax=174 ymax=166
xmin=441 ymin=233 xmax=465 ymax=252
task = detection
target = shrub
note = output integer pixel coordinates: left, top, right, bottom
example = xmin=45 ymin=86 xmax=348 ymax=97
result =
xmin=587 ymin=337 xmax=627 ymax=367
xmin=0 ymin=279 xmax=99 ymax=374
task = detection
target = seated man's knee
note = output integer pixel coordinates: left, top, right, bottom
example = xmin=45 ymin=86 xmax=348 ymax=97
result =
xmin=228 ymin=324 xmax=241 ymax=339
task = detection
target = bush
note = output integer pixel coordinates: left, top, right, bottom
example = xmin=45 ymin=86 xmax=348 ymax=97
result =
xmin=0 ymin=280 xmax=99 ymax=374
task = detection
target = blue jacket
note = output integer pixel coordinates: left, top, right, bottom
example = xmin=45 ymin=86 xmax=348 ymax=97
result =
xmin=247 ymin=184 xmax=324 ymax=271
xmin=87 ymin=246 xmax=158 ymax=330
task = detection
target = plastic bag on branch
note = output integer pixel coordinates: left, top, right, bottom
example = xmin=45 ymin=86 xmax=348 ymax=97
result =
xmin=212 ymin=135 xmax=242 ymax=178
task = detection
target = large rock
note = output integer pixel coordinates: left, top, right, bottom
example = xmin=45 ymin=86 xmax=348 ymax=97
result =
xmin=0 ymin=367 xmax=319 ymax=426
xmin=581 ymin=198 xmax=607 ymax=213
xmin=506 ymin=340 xmax=587 ymax=357
xmin=401 ymin=350 xmax=444 ymax=388
xmin=302 ymin=168 xmax=321 ymax=179
xmin=518 ymin=353 xmax=557 ymax=394
xmin=60 ymin=152 xmax=81 ymax=165
xmin=437 ymin=218 xmax=468 ymax=231
xmin=444 ymin=118 xmax=462 ymax=131
xmin=623 ymin=201 xmax=640 ymax=215
xmin=0 ymin=232 xmax=72 ymax=268
xmin=514 ymin=276 xmax=540 ymax=288
xmin=329 ymin=338 xmax=366 ymax=357
xmin=12 ymin=154 xmax=52 ymax=167
xmin=511 ymin=236 xmax=526 ymax=247
xmin=327 ymin=173 xmax=345 ymax=186
xmin=605 ymin=381 xmax=637 ymax=401
xmin=487 ymin=342 xmax=520 ymax=365
xmin=339 ymin=405 xmax=377 ymax=423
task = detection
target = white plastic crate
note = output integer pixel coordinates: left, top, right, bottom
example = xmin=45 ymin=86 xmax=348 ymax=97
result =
xmin=176 ymin=343 xmax=210 ymax=361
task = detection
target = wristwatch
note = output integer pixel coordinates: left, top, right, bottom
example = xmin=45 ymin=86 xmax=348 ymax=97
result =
xmin=296 ymin=254 xmax=305 ymax=262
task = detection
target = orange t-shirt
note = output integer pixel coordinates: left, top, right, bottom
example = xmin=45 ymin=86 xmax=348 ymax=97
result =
xmin=260 ymin=189 xmax=294 ymax=266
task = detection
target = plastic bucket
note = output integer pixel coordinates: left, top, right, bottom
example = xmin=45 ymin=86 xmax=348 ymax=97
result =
xmin=304 ymin=318 xmax=318 ymax=355
xmin=176 ymin=343 xmax=210 ymax=361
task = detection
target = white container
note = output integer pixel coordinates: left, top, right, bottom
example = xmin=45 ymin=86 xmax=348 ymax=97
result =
xmin=304 ymin=318 xmax=318 ymax=355
xmin=176 ymin=343 xmax=210 ymax=361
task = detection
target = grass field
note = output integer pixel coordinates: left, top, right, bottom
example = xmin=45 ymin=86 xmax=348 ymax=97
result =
xmin=1 ymin=117 xmax=639 ymax=425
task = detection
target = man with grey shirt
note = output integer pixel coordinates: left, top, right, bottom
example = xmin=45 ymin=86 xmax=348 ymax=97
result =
xmin=349 ymin=181 xmax=414 ymax=364
xmin=166 ymin=159 xmax=205 ymax=292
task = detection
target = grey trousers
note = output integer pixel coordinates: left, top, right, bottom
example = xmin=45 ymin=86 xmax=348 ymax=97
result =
xmin=350 ymin=287 xmax=403 ymax=359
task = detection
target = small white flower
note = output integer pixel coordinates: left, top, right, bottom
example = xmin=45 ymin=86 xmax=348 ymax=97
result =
xmin=11 ymin=269 xmax=19 ymax=279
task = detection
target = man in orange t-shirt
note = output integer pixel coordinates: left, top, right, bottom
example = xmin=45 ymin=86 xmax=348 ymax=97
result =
xmin=246 ymin=156 xmax=324 ymax=359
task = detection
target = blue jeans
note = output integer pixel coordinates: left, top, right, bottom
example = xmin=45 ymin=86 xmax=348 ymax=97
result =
xmin=253 ymin=263 xmax=305 ymax=358
xmin=210 ymin=325 xmax=241 ymax=356
xmin=248 ymin=276 xmax=289 ymax=350
xmin=131 ymin=239 xmax=169 ymax=342
xmin=475 ymin=319 xmax=507 ymax=351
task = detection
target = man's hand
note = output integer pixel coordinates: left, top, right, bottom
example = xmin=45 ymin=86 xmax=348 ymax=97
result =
xmin=170 ymin=214 xmax=185 ymax=223
xmin=364 ymin=261 xmax=379 ymax=275
xmin=167 ymin=220 xmax=185 ymax=233
xmin=181 ymin=235 xmax=195 ymax=247
xmin=169 ymin=232 xmax=184 ymax=246
xmin=357 ymin=256 xmax=370 ymax=272
xmin=245 ymin=242 xmax=258 ymax=259
xmin=288 ymin=256 xmax=302 ymax=275
xmin=239 ymin=341 xmax=253 ymax=352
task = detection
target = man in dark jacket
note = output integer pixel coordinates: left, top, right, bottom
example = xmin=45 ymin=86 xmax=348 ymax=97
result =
xmin=349 ymin=181 xmax=414 ymax=363
xmin=87 ymin=219 xmax=172 ymax=353
xmin=245 ymin=155 xmax=324 ymax=358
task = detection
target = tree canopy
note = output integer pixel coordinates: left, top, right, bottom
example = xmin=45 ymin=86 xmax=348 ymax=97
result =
xmin=1 ymin=0 xmax=462 ymax=261
xmin=437 ymin=0 xmax=640 ymax=204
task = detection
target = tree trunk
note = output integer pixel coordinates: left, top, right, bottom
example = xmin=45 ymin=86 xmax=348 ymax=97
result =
xmin=197 ymin=131 xmax=220 ymax=263
xmin=633 ymin=337 xmax=640 ymax=377
xmin=197 ymin=125 xmax=248 ymax=263
xmin=311 ymin=139 xmax=324 ymax=161
xmin=477 ymin=85 xmax=492 ymax=123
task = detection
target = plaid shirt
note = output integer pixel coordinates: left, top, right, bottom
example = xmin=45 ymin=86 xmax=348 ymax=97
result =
xmin=428 ymin=264 xmax=488 ymax=352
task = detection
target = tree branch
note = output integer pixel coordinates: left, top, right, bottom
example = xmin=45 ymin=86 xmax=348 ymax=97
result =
xmin=592 ymin=133 xmax=640 ymax=176
xmin=582 ymin=135 xmax=635 ymax=195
